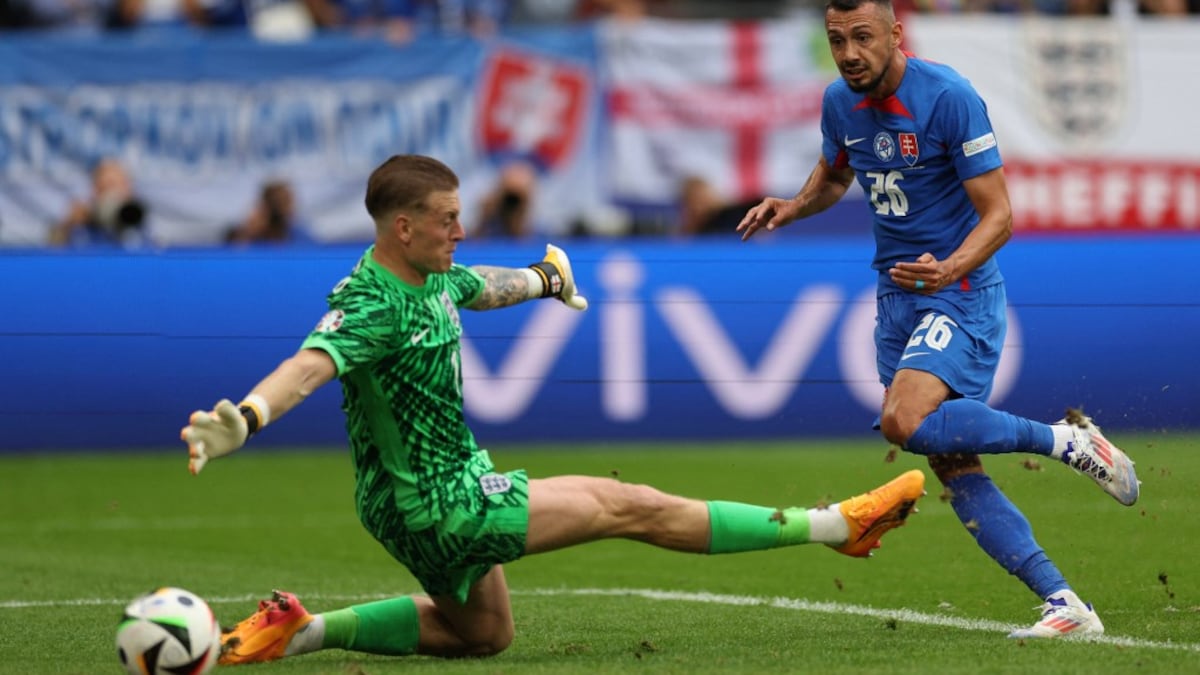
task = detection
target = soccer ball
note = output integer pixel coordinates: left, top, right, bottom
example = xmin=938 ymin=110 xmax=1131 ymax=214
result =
xmin=115 ymin=587 xmax=221 ymax=675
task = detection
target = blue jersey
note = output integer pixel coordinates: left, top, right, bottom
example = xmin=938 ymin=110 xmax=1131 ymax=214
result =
xmin=820 ymin=56 xmax=1004 ymax=295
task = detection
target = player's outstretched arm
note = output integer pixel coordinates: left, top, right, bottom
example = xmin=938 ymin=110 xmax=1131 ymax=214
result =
xmin=469 ymin=243 xmax=589 ymax=311
xmin=182 ymin=348 xmax=337 ymax=474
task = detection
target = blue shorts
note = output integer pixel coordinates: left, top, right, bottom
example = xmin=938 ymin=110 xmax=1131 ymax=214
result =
xmin=875 ymin=283 xmax=1007 ymax=402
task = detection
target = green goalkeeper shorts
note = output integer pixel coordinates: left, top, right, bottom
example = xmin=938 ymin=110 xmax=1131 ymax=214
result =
xmin=373 ymin=469 xmax=530 ymax=604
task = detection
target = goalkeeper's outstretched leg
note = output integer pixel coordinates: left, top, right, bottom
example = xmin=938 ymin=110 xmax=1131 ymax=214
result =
xmin=522 ymin=469 xmax=925 ymax=558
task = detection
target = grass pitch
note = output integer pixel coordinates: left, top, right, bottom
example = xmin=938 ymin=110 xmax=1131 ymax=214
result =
xmin=2 ymin=434 xmax=1198 ymax=674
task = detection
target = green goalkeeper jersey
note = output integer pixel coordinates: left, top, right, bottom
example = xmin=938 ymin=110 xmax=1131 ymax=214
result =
xmin=301 ymin=247 xmax=488 ymax=532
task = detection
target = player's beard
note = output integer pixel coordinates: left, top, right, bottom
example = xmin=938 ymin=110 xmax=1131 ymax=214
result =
xmin=845 ymin=55 xmax=892 ymax=96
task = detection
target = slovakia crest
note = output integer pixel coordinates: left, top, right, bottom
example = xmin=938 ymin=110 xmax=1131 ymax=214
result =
xmin=873 ymin=132 xmax=895 ymax=162
xmin=899 ymin=132 xmax=919 ymax=166
xmin=1023 ymin=22 xmax=1127 ymax=149
xmin=478 ymin=49 xmax=590 ymax=169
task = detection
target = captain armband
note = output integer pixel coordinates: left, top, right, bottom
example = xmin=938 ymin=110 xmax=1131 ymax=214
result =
xmin=527 ymin=261 xmax=564 ymax=299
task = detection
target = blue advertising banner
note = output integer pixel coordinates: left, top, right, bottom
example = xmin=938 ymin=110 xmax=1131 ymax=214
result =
xmin=0 ymin=30 xmax=603 ymax=245
xmin=1 ymin=236 xmax=1194 ymax=451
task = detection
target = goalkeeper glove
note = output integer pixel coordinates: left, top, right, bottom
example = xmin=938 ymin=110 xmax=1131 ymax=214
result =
xmin=529 ymin=243 xmax=588 ymax=311
xmin=182 ymin=399 xmax=248 ymax=475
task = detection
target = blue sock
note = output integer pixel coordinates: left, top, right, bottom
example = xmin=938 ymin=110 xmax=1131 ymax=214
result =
xmin=945 ymin=473 xmax=1067 ymax=599
xmin=1015 ymin=551 xmax=1071 ymax=600
xmin=906 ymin=399 xmax=1054 ymax=456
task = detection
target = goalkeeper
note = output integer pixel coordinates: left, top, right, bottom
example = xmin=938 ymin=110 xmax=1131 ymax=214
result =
xmin=181 ymin=154 xmax=926 ymax=665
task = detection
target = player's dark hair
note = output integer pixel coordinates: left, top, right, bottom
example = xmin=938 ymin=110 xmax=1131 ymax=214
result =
xmin=365 ymin=155 xmax=460 ymax=222
xmin=826 ymin=0 xmax=892 ymax=12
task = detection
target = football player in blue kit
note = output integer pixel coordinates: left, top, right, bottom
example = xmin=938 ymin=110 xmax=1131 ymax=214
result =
xmin=737 ymin=0 xmax=1140 ymax=639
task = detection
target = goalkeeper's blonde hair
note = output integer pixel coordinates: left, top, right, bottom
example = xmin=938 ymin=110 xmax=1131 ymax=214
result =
xmin=365 ymin=155 xmax=460 ymax=228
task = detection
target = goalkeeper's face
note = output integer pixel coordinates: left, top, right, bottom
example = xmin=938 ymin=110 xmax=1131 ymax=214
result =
xmin=405 ymin=189 xmax=464 ymax=276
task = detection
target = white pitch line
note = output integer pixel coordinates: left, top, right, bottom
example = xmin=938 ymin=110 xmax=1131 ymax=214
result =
xmin=540 ymin=588 xmax=1200 ymax=652
xmin=3 ymin=588 xmax=1197 ymax=653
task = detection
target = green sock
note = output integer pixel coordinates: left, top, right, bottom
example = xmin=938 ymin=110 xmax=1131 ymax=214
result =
xmin=319 ymin=608 xmax=358 ymax=651
xmin=320 ymin=596 xmax=419 ymax=655
xmin=706 ymin=501 xmax=812 ymax=554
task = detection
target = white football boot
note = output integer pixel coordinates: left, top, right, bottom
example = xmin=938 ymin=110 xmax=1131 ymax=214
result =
xmin=1057 ymin=409 xmax=1140 ymax=506
xmin=1008 ymin=590 xmax=1104 ymax=639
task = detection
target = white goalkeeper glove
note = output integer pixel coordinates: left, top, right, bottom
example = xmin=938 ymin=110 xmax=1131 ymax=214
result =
xmin=529 ymin=243 xmax=588 ymax=311
xmin=182 ymin=399 xmax=248 ymax=475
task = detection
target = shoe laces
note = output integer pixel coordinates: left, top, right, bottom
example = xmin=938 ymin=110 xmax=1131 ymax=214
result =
xmin=1063 ymin=428 xmax=1112 ymax=483
xmin=1035 ymin=595 xmax=1094 ymax=619
xmin=1035 ymin=597 xmax=1070 ymax=616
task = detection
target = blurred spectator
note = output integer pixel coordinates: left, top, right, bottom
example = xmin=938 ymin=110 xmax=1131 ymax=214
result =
xmin=104 ymin=0 xmax=207 ymax=30
xmin=1067 ymin=0 xmax=1110 ymax=13
xmin=1025 ymin=0 xmax=1189 ymax=15
xmin=197 ymin=0 xmax=327 ymax=40
xmin=0 ymin=0 xmax=30 ymax=27
xmin=895 ymin=0 xmax=1194 ymax=12
xmin=317 ymin=0 xmax=413 ymax=42
xmin=1137 ymin=0 xmax=1188 ymax=13
xmin=666 ymin=0 xmax=787 ymax=19
xmin=1 ymin=0 xmax=112 ymax=31
xmin=49 ymin=157 xmax=151 ymax=248
xmin=472 ymin=160 xmax=537 ymax=238
xmin=506 ymin=0 xmax=577 ymax=24
xmin=507 ymin=0 xmax=683 ymax=22
xmin=577 ymin=0 xmax=665 ymax=19
xmin=677 ymin=175 xmax=760 ymax=237
xmin=394 ymin=0 xmax=503 ymax=38
xmin=306 ymin=0 xmax=508 ymax=43
xmin=225 ymin=179 xmax=316 ymax=244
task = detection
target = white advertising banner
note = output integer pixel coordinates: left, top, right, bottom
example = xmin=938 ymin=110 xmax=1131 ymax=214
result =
xmin=908 ymin=16 xmax=1200 ymax=233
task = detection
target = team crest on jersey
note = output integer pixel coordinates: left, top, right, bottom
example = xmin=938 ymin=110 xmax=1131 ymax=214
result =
xmin=873 ymin=132 xmax=895 ymax=162
xmin=899 ymin=133 xmax=919 ymax=166
xmin=439 ymin=290 xmax=461 ymax=330
xmin=314 ymin=310 xmax=344 ymax=333
xmin=479 ymin=473 xmax=513 ymax=496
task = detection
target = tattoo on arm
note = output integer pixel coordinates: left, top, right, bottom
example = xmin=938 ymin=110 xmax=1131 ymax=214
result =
xmin=469 ymin=265 xmax=532 ymax=310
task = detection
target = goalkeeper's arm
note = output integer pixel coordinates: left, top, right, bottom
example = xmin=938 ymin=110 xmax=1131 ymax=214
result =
xmin=182 ymin=348 xmax=336 ymax=475
xmin=468 ymin=243 xmax=589 ymax=311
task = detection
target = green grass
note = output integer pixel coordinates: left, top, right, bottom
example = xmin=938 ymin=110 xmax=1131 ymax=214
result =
xmin=2 ymin=435 xmax=1198 ymax=674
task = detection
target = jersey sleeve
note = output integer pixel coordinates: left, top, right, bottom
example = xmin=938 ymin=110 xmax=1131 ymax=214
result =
xmin=445 ymin=264 xmax=485 ymax=307
xmin=935 ymin=80 xmax=1003 ymax=182
xmin=300 ymin=289 xmax=396 ymax=377
xmin=820 ymin=86 xmax=848 ymax=170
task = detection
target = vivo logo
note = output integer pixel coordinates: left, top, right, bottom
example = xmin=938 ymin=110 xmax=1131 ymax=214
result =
xmin=462 ymin=252 xmax=1021 ymax=423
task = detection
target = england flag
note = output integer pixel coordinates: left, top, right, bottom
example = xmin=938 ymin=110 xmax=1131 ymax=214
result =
xmin=601 ymin=16 xmax=838 ymax=209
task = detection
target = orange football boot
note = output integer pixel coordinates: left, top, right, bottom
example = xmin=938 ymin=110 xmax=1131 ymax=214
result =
xmin=830 ymin=469 xmax=926 ymax=558
xmin=219 ymin=590 xmax=313 ymax=665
